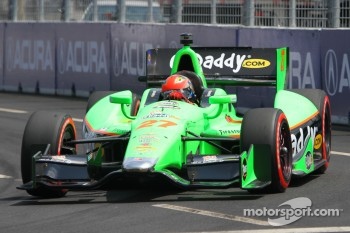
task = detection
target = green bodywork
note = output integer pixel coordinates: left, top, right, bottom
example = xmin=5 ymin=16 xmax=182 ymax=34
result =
xmin=84 ymin=42 xmax=321 ymax=190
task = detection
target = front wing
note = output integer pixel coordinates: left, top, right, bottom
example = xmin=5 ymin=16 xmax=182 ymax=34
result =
xmin=17 ymin=142 xmax=274 ymax=192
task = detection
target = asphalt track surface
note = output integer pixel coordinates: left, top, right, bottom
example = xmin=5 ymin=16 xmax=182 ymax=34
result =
xmin=0 ymin=92 xmax=349 ymax=233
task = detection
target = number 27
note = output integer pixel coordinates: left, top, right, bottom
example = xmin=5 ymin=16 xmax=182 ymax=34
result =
xmin=137 ymin=120 xmax=177 ymax=129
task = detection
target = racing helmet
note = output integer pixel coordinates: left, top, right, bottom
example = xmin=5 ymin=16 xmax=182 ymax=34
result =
xmin=161 ymin=74 xmax=198 ymax=104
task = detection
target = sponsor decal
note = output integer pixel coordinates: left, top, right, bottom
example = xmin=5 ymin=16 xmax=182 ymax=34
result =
xmin=314 ymin=134 xmax=322 ymax=150
xmin=324 ymin=49 xmax=350 ymax=96
xmin=305 ymin=152 xmax=313 ymax=170
xmin=202 ymin=155 xmax=219 ymax=163
xmin=41 ymin=155 xmax=72 ymax=164
xmin=225 ymin=115 xmax=242 ymax=124
xmin=138 ymin=134 xmax=159 ymax=146
xmin=242 ymin=59 xmax=271 ymax=69
xmin=154 ymin=101 xmax=180 ymax=109
xmin=280 ymin=49 xmax=286 ymax=71
xmin=57 ymin=38 xmax=107 ymax=74
xmin=143 ymin=111 xmax=169 ymax=119
xmin=170 ymin=52 xmax=248 ymax=73
xmin=112 ymin=39 xmax=154 ymax=76
xmin=6 ymin=38 xmax=54 ymax=72
xmin=242 ymin=158 xmax=247 ymax=180
xmin=289 ymin=52 xmax=316 ymax=89
xmin=218 ymin=129 xmax=241 ymax=135
xmin=291 ymin=126 xmax=318 ymax=156
xmin=137 ymin=119 xmax=177 ymax=129
xmin=135 ymin=145 xmax=156 ymax=152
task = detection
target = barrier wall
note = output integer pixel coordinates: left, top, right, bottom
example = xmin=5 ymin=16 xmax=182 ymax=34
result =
xmin=0 ymin=22 xmax=349 ymax=125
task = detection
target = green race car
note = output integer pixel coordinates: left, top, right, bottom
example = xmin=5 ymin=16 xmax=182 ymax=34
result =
xmin=19 ymin=33 xmax=331 ymax=198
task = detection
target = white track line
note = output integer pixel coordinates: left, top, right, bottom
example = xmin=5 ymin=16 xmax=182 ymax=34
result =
xmin=0 ymin=107 xmax=27 ymax=114
xmin=0 ymin=174 xmax=13 ymax=179
xmin=332 ymin=151 xmax=350 ymax=157
xmin=0 ymin=108 xmax=83 ymax=122
xmin=188 ymin=226 xmax=350 ymax=233
xmin=153 ymin=204 xmax=269 ymax=226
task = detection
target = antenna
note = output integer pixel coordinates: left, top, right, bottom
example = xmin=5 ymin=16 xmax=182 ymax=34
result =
xmin=180 ymin=33 xmax=193 ymax=46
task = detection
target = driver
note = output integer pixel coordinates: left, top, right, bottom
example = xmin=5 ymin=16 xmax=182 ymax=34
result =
xmin=161 ymin=74 xmax=198 ymax=105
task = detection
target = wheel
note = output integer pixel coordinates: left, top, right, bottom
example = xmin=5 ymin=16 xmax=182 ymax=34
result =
xmin=86 ymin=91 xmax=115 ymax=113
xmin=241 ymin=108 xmax=292 ymax=193
xmin=21 ymin=111 xmax=77 ymax=198
xmin=289 ymin=89 xmax=331 ymax=173
xmin=86 ymin=91 xmax=140 ymax=116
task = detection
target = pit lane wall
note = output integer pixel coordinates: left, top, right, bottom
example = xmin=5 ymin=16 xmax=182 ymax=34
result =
xmin=0 ymin=23 xmax=348 ymax=125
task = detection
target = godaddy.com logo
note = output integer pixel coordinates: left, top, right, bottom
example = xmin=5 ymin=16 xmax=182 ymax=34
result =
xmin=243 ymin=197 xmax=342 ymax=226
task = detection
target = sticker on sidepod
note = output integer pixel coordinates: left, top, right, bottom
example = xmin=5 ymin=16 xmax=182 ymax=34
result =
xmin=225 ymin=115 xmax=242 ymax=124
xmin=314 ymin=134 xmax=322 ymax=150
xmin=305 ymin=152 xmax=313 ymax=170
xmin=291 ymin=126 xmax=318 ymax=156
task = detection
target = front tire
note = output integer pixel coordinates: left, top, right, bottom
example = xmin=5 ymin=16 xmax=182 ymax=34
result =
xmin=241 ymin=108 xmax=292 ymax=193
xmin=21 ymin=111 xmax=77 ymax=198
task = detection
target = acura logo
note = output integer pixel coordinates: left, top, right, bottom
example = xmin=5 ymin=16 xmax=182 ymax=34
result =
xmin=324 ymin=50 xmax=338 ymax=96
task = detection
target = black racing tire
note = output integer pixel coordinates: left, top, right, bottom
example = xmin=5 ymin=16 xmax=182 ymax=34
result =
xmin=86 ymin=91 xmax=140 ymax=116
xmin=21 ymin=111 xmax=77 ymax=198
xmin=288 ymin=89 xmax=331 ymax=173
xmin=241 ymin=108 xmax=292 ymax=193
xmin=86 ymin=91 xmax=115 ymax=113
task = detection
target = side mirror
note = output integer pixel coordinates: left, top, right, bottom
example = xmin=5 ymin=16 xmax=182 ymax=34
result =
xmin=209 ymin=94 xmax=237 ymax=104
xmin=110 ymin=90 xmax=132 ymax=104
xmin=109 ymin=91 xmax=135 ymax=120
xmin=205 ymin=94 xmax=237 ymax=119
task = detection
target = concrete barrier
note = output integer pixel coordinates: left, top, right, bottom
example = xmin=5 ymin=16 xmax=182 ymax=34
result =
xmin=0 ymin=22 xmax=348 ymax=125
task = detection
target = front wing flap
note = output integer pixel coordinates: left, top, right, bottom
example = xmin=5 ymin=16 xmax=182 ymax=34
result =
xmin=240 ymin=144 xmax=272 ymax=190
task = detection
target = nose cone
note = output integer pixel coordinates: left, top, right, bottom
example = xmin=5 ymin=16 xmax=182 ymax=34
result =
xmin=122 ymin=101 xmax=203 ymax=173
xmin=122 ymin=157 xmax=158 ymax=172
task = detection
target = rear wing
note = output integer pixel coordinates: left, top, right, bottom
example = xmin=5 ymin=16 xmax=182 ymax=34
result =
xmin=144 ymin=46 xmax=289 ymax=91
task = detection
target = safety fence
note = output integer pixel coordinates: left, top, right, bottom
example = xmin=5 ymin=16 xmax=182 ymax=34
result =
xmin=0 ymin=0 xmax=349 ymax=28
xmin=0 ymin=22 xmax=349 ymax=125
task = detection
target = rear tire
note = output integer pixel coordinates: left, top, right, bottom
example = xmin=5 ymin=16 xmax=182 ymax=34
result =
xmin=241 ymin=108 xmax=292 ymax=193
xmin=21 ymin=111 xmax=77 ymax=198
xmin=86 ymin=91 xmax=115 ymax=113
xmin=86 ymin=91 xmax=140 ymax=116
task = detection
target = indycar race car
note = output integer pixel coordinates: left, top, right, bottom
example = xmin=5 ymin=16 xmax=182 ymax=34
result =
xmin=18 ymin=33 xmax=331 ymax=198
